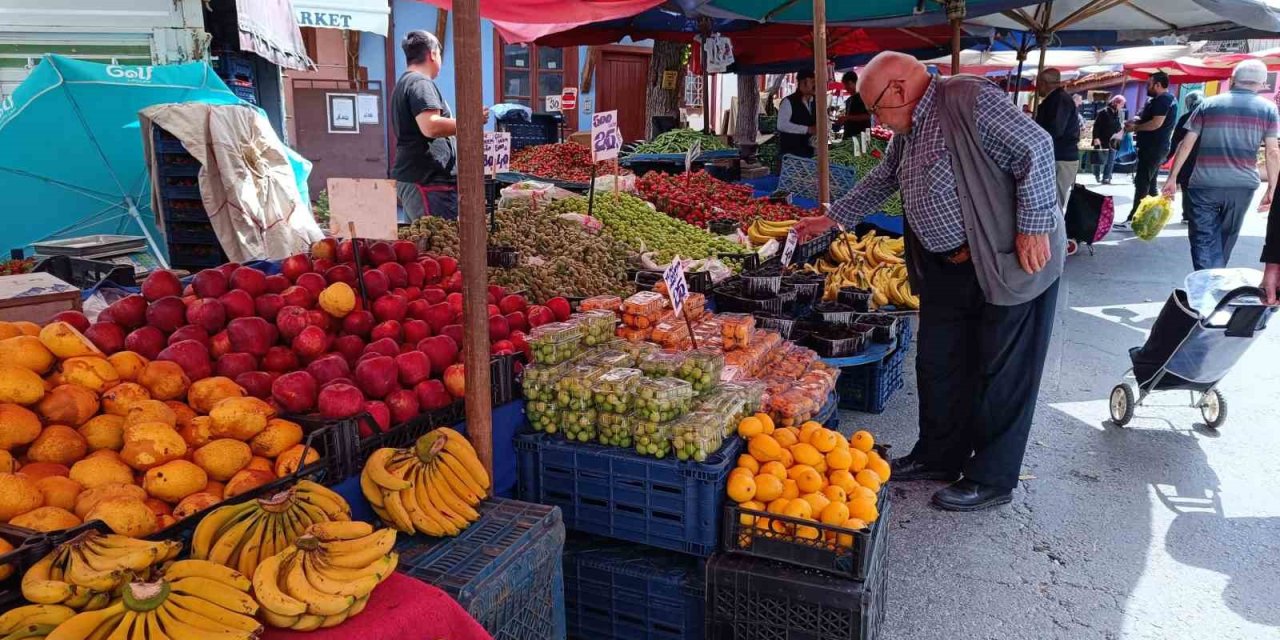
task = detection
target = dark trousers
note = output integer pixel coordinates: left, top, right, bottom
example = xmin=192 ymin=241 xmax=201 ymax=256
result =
xmin=1185 ymin=186 xmax=1255 ymax=270
xmin=1129 ymin=146 xmax=1166 ymax=219
xmin=911 ymin=254 xmax=1060 ymax=490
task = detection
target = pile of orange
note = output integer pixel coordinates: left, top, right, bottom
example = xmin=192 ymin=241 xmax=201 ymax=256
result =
xmin=727 ymin=413 xmax=887 ymax=547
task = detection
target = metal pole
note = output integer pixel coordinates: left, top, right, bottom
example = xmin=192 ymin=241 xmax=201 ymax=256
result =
xmin=814 ymin=0 xmax=830 ymax=206
xmin=451 ymin=0 xmax=494 ymax=479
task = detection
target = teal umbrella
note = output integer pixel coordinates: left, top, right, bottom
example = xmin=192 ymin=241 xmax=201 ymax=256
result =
xmin=687 ymin=0 xmax=1029 ymax=24
xmin=0 ymin=55 xmax=244 ymax=267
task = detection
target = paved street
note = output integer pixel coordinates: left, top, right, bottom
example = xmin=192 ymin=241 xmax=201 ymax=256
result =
xmin=845 ymin=177 xmax=1280 ymax=640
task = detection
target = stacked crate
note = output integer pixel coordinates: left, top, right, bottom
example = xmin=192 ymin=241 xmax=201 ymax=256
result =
xmin=212 ymin=50 xmax=258 ymax=105
xmin=152 ymin=126 xmax=227 ymax=271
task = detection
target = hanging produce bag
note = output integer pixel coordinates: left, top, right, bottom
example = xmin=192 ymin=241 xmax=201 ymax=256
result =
xmin=1131 ymin=195 xmax=1173 ymax=241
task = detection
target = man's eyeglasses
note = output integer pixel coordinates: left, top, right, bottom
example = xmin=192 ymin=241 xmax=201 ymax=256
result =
xmin=867 ymin=79 xmax=910 ymax=115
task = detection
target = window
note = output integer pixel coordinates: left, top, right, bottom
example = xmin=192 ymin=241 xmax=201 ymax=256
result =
xmin=494 ymin=36 xmax=576 ymax=110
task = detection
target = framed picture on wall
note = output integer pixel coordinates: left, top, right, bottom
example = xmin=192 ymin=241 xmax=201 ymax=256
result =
xmin=327 ymin=93 xmax=359 ymax=134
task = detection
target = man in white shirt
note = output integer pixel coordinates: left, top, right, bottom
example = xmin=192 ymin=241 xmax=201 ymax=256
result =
xmin=777 ymin=70 xmax=818 ymax=158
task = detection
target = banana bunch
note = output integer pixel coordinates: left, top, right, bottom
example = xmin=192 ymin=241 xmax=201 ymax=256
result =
xmin=45 ymin=561 xmax=261 ymax=640
xmin=807 ymin=230 xmax=918 ymax=309
xmin=0 ymin=605 xmax=75 ymax=640
xmin=746 ymin=219 xmax=797 ymax=246
xmin=22 ymin=533 xmax=181 ymax=610
xmin=360 ymin=428 xmax=490 ymax=537
xmin=191 ymin=479 xmax=351 ymax=580
xmin=252 ymin=522 xmax=397 ymax=630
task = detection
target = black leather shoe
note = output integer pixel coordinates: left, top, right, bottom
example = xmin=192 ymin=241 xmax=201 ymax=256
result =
xmin=931 ymin=479 xmax=1013 ymax=512
xmin=890 ymin=456 xmax=960 ymax=482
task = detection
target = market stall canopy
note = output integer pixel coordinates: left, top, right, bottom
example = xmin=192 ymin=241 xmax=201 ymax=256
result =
xmin=0 ymin=55 xmax=311 ymax=265
xmin=1124 ymin=48 xmax=1280 ymax=80
xmin=415 ymin=0 xmax=666 ymax=43
xmin=969 ymin=0 xmax=1280 ymax=41
xmin=294 ymin=0 xmax=391 ymax=35
xmin=920 ymin=42 xmax=1205 ymax=72
xmin=236 ymin=0 xmax=315 ymax=71
xmin=680 ymin=0 xmax=1032 ymax=25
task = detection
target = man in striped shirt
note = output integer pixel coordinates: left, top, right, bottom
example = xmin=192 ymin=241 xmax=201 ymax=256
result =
xmin=1163 ymin=60 xmax=1280 ymax=269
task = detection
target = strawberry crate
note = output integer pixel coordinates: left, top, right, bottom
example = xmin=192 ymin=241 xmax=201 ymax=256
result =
xmin=563 ymin=534 xmax=705 ymax=640
xmin=515 ymin=434 xmax=743 ymax=556
xmin=395 ymin=499 xmax=566 ymax=640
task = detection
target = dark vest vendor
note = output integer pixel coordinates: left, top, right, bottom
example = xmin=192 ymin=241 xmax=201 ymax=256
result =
xmin=777 ymin=70 xmax=818 ymax=158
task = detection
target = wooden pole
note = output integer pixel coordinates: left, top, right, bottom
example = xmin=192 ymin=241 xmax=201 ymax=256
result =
xmin=451 ymin=0 xmax=493 ymax=479
xmin=950 ymin=19 xmax=962 ymax=76
xmin=813 ymin=0 xmax=830 ymax=207
xmin=1031 ymin=0 xmax=1054 ymax=112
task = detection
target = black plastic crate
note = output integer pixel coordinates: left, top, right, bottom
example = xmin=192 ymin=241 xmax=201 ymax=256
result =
xmin=709 ymin=219 xmax=739 ymax=236
xmin=487 ymin=246 xmax=520 ymax=268
xmin=804 ymin=325 xmax=867 ymax=358
xmin=168 ymin=243 xmax=227 ymax=269
xmin=158 ymin=176 xmax=201 ymax=200
xmin=721 ymin=478 xmax=889 ymax=581
xmin=837 ymin=287 xmax=873 ymax=312
xmin=563 ymin=534 xmax=705 ymax=640
xmin=705 ymin=511 xmax=889 ymax=640
xmin=156 ymin=155 xmax=200 ymax=178
xmin=719 ymin=252 xmax=760 ymax=272
xmin=502 ymin=119 xmax=560 ymax=150
xmin=856 ymin=313 xmax=900 ymax=344
xmin=165 ymin=221 xmax=220 ymax=245
xmin=712 ymin=281 xmax=783 ymax=316
xmin=810 ymin=302 xmax=857 ymax=326
xmin=0 ymin=524 xmax=50 ymax=610
xmin=762 ymin=228 xmax=836 ymax=268
xmin=355 ymin=401 xmax=464 ymax=463
xmin=34 ymin=254 xmax=136 ymax=289
xmin=161 ymin=198 xmax=210 ymax=223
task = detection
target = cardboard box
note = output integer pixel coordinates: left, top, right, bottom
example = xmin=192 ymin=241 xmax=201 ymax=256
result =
xmin=0 ymin=272 xmax=81 ymax=325
xmin=569 ymin=131 xmax=591 ymax=148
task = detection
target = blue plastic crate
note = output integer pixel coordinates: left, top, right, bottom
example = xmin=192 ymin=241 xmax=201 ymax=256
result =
xmin=516 ymin=435 xmax=743 ymax=557
xmin=563 ymin=535 xmax=704 ymax=640
xmin=165 ymin=222 xmax=219 ymax=245
xmin=396 ymin=499 xmax=567 ymax=640
xmin=212 ymin=53 xmax=256 ymax=83
xmin=837 ymin=316 xmax=913 ymax=414
xmin=815 ymin=391 xmax=839 ymax=431
xmin=230 ymin=82 xmax=258 ymax=105
xmin=160 ymin=181 xmax=201 ymax=200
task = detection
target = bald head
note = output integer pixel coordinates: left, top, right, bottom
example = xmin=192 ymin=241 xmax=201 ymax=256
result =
xmin=857 ymin=51 xmax=930 ymax=134
xmin=1037 ymin=68 xmax=1062 ymax=97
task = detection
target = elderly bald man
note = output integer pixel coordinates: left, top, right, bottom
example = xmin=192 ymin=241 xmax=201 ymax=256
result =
xmin=798 ymin=51 xmax=1065 ymax=511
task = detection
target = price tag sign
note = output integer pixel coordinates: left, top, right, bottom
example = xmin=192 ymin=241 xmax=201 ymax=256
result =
xmin=591 ymin=110 xmax=621 ymax=163
xmin=484 ymin=132 xmax=511 ymax=174
xmin=684 ymin=140 xmax=702 ymax=173
xmin=662 ymin=256 xmax=689 ymax=314
xmin=781 ymin=228 xmax=798 ymax=267
xmin=703 ymin=33 xmax=735 ymax=73
xmin=560 ymin=87 xmax=578 ymax=111
xmin=545 ymin=94 xmax=562 ymax=112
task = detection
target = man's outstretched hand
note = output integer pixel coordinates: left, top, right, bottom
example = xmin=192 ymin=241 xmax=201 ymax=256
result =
xmin=794 ymin=214 xmax=837 ymax=242
xmin=1016 ymin=232 xmax=1051 ymax=275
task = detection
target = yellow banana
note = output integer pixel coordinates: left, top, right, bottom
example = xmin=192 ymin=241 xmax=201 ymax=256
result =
xmin=318 ymin=529 xmax=397 ymax=569
xmin=319 ymin=608 xmax=351 ymax=628
xmin=440 ymin=431 xmax=491 ymax=490
xmin=191 ymin=501 xmax=258 ymax=560
xmin=281 ymin=552 xmax=354 ymax=616
xmin=79 ymin=538 xmax=163 ymax=574
xmin=157 ymin=600 xmax=235 ymax=635
xmin=165 ymin=595 xmax=260 ymax=634
xmin=425 ymin=474 xmax=471 ymax=530
xmin=428 ymin=465 xmax=480 ymax=521
xmin=312 ymin=552 xmax=397 ymax=583
xmin=0 ymin=605 xmax=76 ymax=633
xmin=364 ymin=449 xmax=413 ymax=491
xmin=65 ymin=548 xmax=125 ymax=593
xmin=380 ymin=487 xmax=415 ymax=534
xmin=235 ymin=515 xmax=270 ymax=580
xmin=21 ymin=553 xmax=73 ymax=605
xmin=437 ymin=451 xmax=487 ymax=498
xmin=154 ymin=604 xmax=252 ymax=640
xmin=307 ymin=520 xmax=373 ymax=541
xmin=287 ymin=614 xmax=325 ymax=632
xmin=60 ymin=586 xmax=94 ymax=610
xmin=348 ymin=594 xmax=370 ymax=617
xmin=44 ymin=601 xmax=124 ymax=640
xmin=413 ymin=467 xmax=460 ymax=536
xmin=401 ymin=484 xmax=448 ymax=536
xmin=81 ymin=591 xmax=111 ymax=612
xmin=359 ymin=469 xmax=387 ymax=509
xmin=433 ymin=460 xmax=482 ymax=506
xmin=301 ymin=553 xmax=380 ymax=599
xmin=168 ymin=577 xmax=257 ymax=617
xmin=205 ymin=510 xmax=261 ymax=569
xmin=295 ymin=481 xmax=352 ymax=520
xmin=250 ymin=553 xmax=307 ymax=617
xmin=162 ymin=560 xmax=250 ymax=593
xmin=258 ymin=608 xmax=301 ymax=629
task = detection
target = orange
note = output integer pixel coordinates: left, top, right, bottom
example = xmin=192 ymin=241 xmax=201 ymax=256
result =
xmin=759 ymin=461 xmax=788 ymax=481
xmin=866 ymin=456 xmax=890 ymax=483
xmin=782 ymin=498 xmax=812 ymax=521
xmin=800 ymin=492 xmax=830 ymax=514
xmin=736 ymin=416 xmax=764 ymax=438
xmin=773 ymin=428 xmax=798 ymax=448
xmin=855 ymin=469 xmax=882 ymax=493
xmin=789 ymin=443 xmax=823 ymax=467
xmin=730 ymin=466 xmax=754 ymax=480
xmin=766 ymin=497 xmax=791 ymax=514
xmin=837 ymin=517 xmax=868 ymax=547
xmin=781 ymin=478 xmax=800 ymax=500
xmin=739 ymin=500 xmax=764 ymax=526
xmin=822 ymin=485 xmax=847 ymax=504
xmin=814 ymin=460 xmax=827 ymax=475
xmin=736 ymin=455 xmax=760 ymax=474
xmin=848 ymin=497 xmax=879 ymax=523
xmin=848 ymin=447 xmax=869 ymax=473
xmin=828 ymin=469 xmax=858 ymax=494
xmin=819 ymin=501 xmax=850 ymax=526
xmin=826 ymin=448 xmax=853 ymax=471
xmin=753 ymin=474 xmax=784 ymax=502
xmin=778 ymin=448 xmax=794 ymax=468
xmin=795 ymin=525 xmax=821 ymax=540
xmin=850 ymin=430 xmax=875 ymax=452
xmin=809 ymin=428 xmax=840 ymax=453
xmin=851 ymin=485 xmax=877 ymax=502
xmin=754 ymin=412 xmax=775 ymax=434
xmin=747 ymin=434 xmax=782 ymax=462
xmin=727 ymin=474 xmax=757 ymax=503
xmin=798 ymin=421 xmax=822 ymax=443
xmin=787 ymin=464 xmax=815 ymax=481
xmin=794 ymin=466 xmax=825 ymax=494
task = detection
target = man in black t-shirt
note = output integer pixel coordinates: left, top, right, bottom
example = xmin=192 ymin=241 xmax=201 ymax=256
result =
xmin=391 ymin=30 xmax=487 ymax=221
xmin=836 ymin=72 xmax=870 ymax=139
xmin=1117 ymin=72 xmax=1177 ymax=226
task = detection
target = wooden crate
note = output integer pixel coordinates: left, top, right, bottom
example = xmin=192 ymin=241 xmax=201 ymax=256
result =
xmin=0 ymin=272 xmax=81 ymax=324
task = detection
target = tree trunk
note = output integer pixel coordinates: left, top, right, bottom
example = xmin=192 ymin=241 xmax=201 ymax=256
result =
xmin=645 ymin=41 xmax=686 ymax=139
xmin=735 ymin=74 xmax=761 ymax=161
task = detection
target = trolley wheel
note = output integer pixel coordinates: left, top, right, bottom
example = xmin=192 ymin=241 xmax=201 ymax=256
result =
xmin=1200 ymin=389 xmax=1227 ymax=429
xmin=1066 ymin=239 xmax=1080 ymax=256
xmin=1109 ymin=383 xmax=1134 ymax=426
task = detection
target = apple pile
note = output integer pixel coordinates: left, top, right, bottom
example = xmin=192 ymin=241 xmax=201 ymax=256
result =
xmin=74 ymin=238 xmax=573 ymax=437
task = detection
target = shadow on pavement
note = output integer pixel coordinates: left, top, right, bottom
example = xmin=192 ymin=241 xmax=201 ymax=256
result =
xmin=1165 ymin=512 xmax=1280 ymax=628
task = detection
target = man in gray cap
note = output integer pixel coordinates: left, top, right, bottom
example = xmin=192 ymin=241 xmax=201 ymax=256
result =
xmin=1034 ymin=68 xmax=1080 ymax=210
xmin=1163 ymin=59 xmax=1280 ymax=269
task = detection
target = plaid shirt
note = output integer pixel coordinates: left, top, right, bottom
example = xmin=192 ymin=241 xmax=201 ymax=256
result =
xmin=830 ymin=76 xmax=1060 ymax=253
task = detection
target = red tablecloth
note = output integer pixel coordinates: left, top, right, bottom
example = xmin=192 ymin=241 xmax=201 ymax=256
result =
xmin=261 ymin=572 xmax=492 ymax=640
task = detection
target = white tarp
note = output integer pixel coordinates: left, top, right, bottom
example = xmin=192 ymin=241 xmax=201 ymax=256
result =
xmin=293 ymin=0 xmax=390 ymax=35
xmin=921 ymin=44 xmax=1206 ymax=72
xmin=969 ymin=0 xmax=1280 ymax=38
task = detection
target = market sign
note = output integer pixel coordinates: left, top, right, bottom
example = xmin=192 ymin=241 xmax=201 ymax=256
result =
xmin=703 ymin=33 xmax=735 ymax=73
xmin=781 ymin=229 xmax=798 ymax=266
xmin=293 ymin=0 xmax=390 ymax=35
xmin=545 ymin=94 xmax=562 ymax=112
xmin=591 ymin=110 xmax=620 ymax=163
xmin=484 ymin=131 xmax=511 ymax=174
xmin=662 ymin=256 xmax=690 ymax=314
xmin=560 ymin=87 xmax=578 ymax=111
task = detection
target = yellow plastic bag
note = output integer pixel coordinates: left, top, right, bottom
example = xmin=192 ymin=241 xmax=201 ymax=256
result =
xmin=1131 ymin=195 xmax=1173 ymax=241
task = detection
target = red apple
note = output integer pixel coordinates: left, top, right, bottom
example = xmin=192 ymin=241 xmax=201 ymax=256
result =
xmin=370 ymin=320 xmax=402 ymax=343
xmin=384 ymin=388 xmax=419 ymax=424
xmin=419 ymin=258 xmax=442 ymax=285
xmin=354 ymin=355 xmax=398 ymax=399
xmin=186 ymin=298 xmax=227 ymax=333
xmin=442 ymin=363 xmax=466 ymax=398
xmin=306 ymin=353 xmax=351 ymax=386
xmin=215 ymin=353 xmax=258 ymax=379
xmin=321 ymin=377 xmax=354 ymax=389
xmin=292 ymin=325 xmax=330 ymax=359
xmin=378 ymin=262 xmax=408 ymax=289
xmin=235 ymin=371 xmax=274 ymax=400
xmin=229 ymin=267 xmax=268 ymax=297
xmin=333 ymin=334 xmax=366 ymax=364
xmin=311 ymin=238 xmax=338 ymax=261
xmin=219 ymin=289 xmax=255 ymax=319
xmin=546 ymin=297 xmax=572 ymax=322
xmin=318 ymin=383 xmax=366 ymax=419
xmin=262 ymin=346 xmax=300 ymax=373
xmin=488 ymin=314 xmax=510 ymax=342
xmin=276 ymin=306 xmax=311 ymax=340
xmin=312 ymin=258 xmax=333 ymax=274
xmin=272 ymin=371 xmax=318 ymax=413
xmin=491 ymin=340 xmax=515 ymax=355
xmin=192 ymin=270 xmax=229 ymax=299
xmin=337 ymin=239 xmax=362 ymax=264
xmin=438 ymin=256 xmax=458 ymax=277
xmin=403 ymin=319 xmax=432 ymax=344
xmin=487 ymin=285 xmax=506 ymax=303
xmin=104 ymin=294 xmax=147 ymax=330
xmin=498 ymin=294 xmax=528 ymax=315
xmin=280 ymin=285 xmax=313 ymax=309
xmin=359 ymin=268 xmax=389 ymax=300
xmin=414 ymin=379 xmax=453 ymax=411
xmin=340 ymin=310 xmax=374 ymax=338
xmin=404 ymin=262 xmax=426 ymax=288
xmin=367 ymin=241 xmax=396 ymax=266
xmin=281 ymin=254 xmax=313 ymax=282
xmin=168 ymin=325 xmax=210 ymax=348
xmin=372 ymin=294 xmax=408 ymax=323
xmin=394 ymin=350 xmax=432 ymax=387
xmin=295 ymin=272 xmax=327 ymax=299
xmin=360 ymin=400 xmax=391 ymax=438
xmin=214 ymin=263 xmax=240 ymax=281
xmin=443 ymin=271 xmax=463 ymax=293
xmin=209 ymin=330 xmax=232 ymax=359
xmin=405 ymin=299 xmax=430 ymax=323
xmin=254 ymin=293 xmax=285 ymax=322
xmin=84 ymin=322 xmax=125 ymax=354
xmin=527 ymin=305 xmax=555 ymax=328
xmin=487 ymin=304 xmax=500 ymax=316
xmin=417 ymin=335 xmax=459 ymax=373
xmin=227 ymin=316 xmax=274 ymax=357
xmin=326 ymin=264 xmax=356 ymax=286
xmin=364 ymin=337 xmax=400 ymax=359
xmin=157 ymin=339 xmax=212 ymax=381
xmin=422 ymin=288 xmax=447 ymax=305
xmin=445 ymin=293 xmax=463 ymax=317
xmin=52 ymin=311 xmax=90 ymax=333
xmin=509 ymin=330 xmax=531 ymax=360
xmin=145 ymin=296 xmax=187 ymax=334
xmin=392 ymin=240 xmax=418 ymax=264
xmin=504 ymin=311 xmax=528 ymax=334
xmin=124 ymin=326 xmax=166 ymax=359
xmin=440 ymin=324 xmax=464 ymax=347
xmin=141 ymin=270 xmax=182 ymax=301
xmin=423 ymin=302 xmax=455 ymax=334
xmin=264 ymin=274 xmax=290 ymax=294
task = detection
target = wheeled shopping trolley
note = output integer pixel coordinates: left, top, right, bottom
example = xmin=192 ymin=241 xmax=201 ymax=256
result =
xmin=1110 ymin=270 xmax=1274 ymax=429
